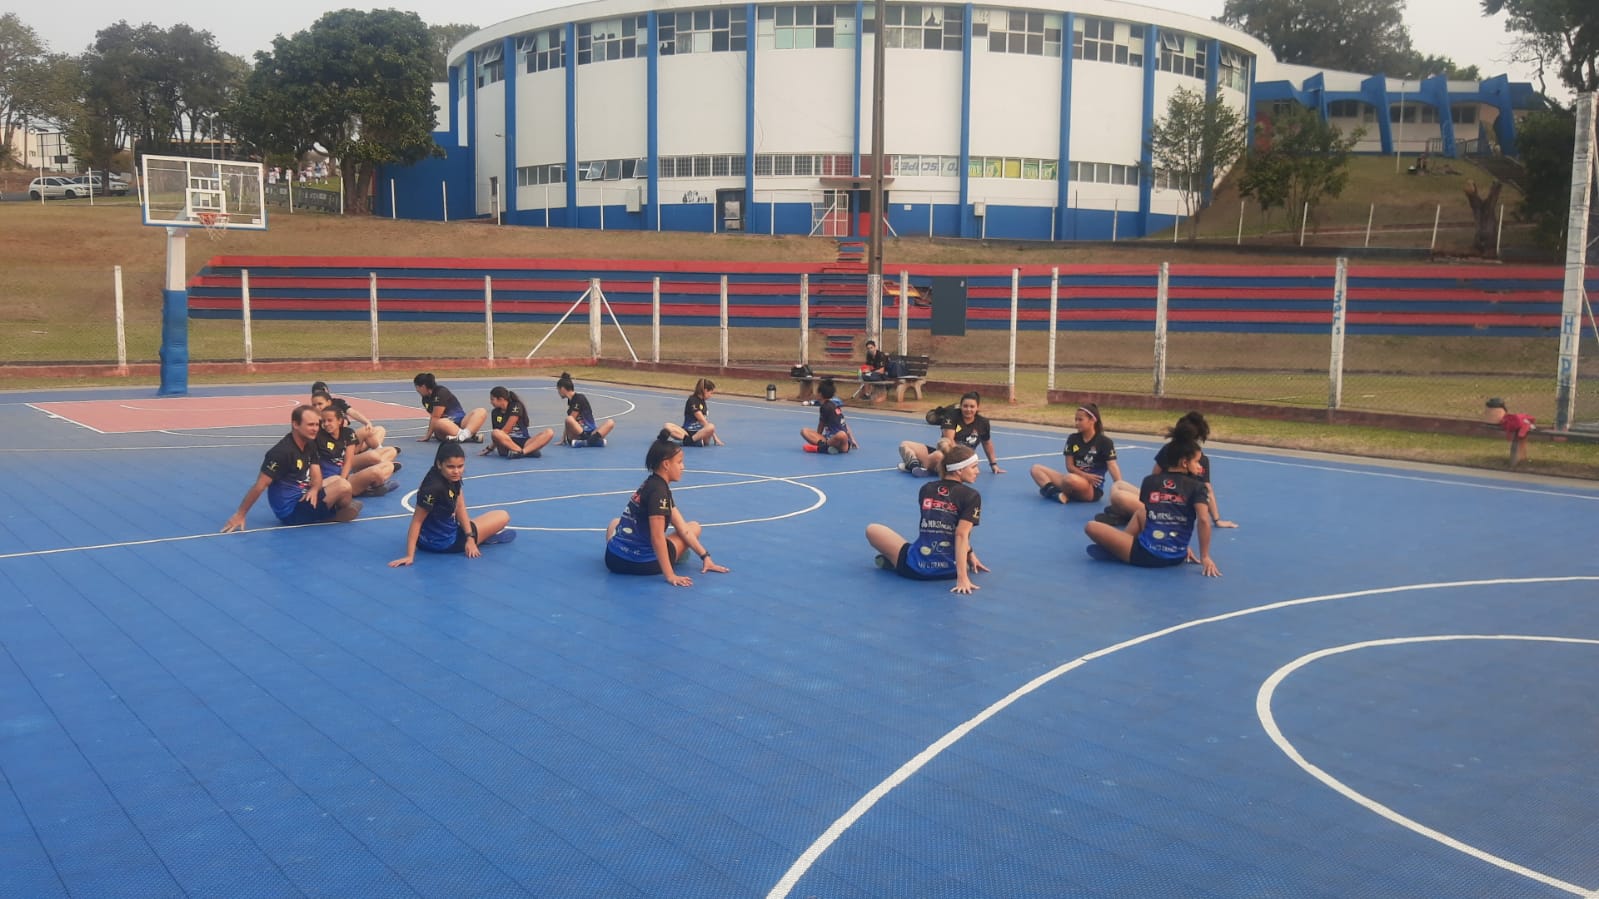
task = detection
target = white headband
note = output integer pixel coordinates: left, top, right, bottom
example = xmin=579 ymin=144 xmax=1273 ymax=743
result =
xmin=944 ymin=454 xmax=980 ymax=473
xmin=1077 ymin=406 xmax=1098 ymax=422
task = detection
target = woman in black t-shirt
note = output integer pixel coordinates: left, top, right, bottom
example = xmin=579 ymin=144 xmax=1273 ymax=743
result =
xmin=1103 ymin=411 xmax=1237 ymax=530
xmin=413 ymin=372 xmax=488 ymax=443
xmin=1030 ymin=402 xmax=1121 ymax=505
xmin=897 ymin=392 xmax=1003 ymax=477
xmin=866 ymin=445 xmax=990 ymax=594
xmin=557 ymin=372 xmax=616 ymax=447
xmin=482 ymin=385 xmax=555 ymax=458
xmin=604 ymin=430 xmax=731 ymax=586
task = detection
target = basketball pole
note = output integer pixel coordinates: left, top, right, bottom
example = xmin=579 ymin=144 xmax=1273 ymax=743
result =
xmin=158 ymin=226 xmax=190 ymax=396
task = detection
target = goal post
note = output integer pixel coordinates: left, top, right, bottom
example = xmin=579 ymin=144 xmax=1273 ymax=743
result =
xmin=1556 ymin=91 xmax=1596 ymax=431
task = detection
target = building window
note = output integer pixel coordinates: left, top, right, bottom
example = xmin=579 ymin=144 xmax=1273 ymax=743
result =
xmin=880 ymin=5 xmax=963 ymax=51
xmin=518 ymin=164 xmax=566 ymax=186
xmin=1156 ymin=29 xmax=1206 ymax=80
xmin=1072 ymin=17 xmax=1143 ymax=68
xmin=577 ymin=16 xmax=649 ymax=64
xmin=1067 ymin=161 xmax=1139 ymax=185
xmin=576 ymin=158 xmax=646 ymax=181
xmin=891 ymin=154 xmax=961 ymax=176
xmin=658 ymin=154 xmax=747 ymax=178
xmin=1218 ymin=46 xmax=1248 ymax=90
xmin=970 ymin=156 xmax=1061 ymax=179
xmin=1328 ymin=100 xmax=1363 ymax=118
xmin=757 ymin=5 xmax=858 ymax=50
xmin=661 ymin=8 xmax=748 ymax=55
xmin=477 ymin=43 xmax=504 ymax=87
xmin=521 ymin=28 xmax=564 ymax=73
xmin=973 ymin=8 xmax=1062 ymax=57
xmin=1390 ymin=103 xmax=1438 ymax=124
xmin=1451 ymin=105 xmax=1477 ymax=125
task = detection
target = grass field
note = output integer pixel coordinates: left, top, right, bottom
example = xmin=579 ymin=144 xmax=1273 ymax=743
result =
xmin=1 ymin=193 xmax=1595 ymax=479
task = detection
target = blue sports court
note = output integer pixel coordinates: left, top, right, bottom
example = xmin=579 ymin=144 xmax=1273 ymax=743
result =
xmin=2 ymin=377 xmax=1596 ymax=898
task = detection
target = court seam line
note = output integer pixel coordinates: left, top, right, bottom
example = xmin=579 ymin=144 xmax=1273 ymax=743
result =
xmin=1258 ymin=635 xmax=1599 ymax=897
xmin=765 ymin=576 xmax=1599 ymax=899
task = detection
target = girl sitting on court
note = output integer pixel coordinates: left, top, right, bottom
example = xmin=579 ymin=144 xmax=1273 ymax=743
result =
xmin=604 ymin=429 xmax=731 ymax=586
xmin=413 ymin=372 xmax=487 ymax=443
xmin=1101 ymin=411 xmax=1236 ymax=530
xmin=557 ymin=372 xmax=615 ymax=447
xmin=662 ymin=378 xmax=725 ymax=447
xmin=309 ymin=381 xmax=385 ymax=450
xmin=865 ymin=444 xmax=991 ymax=594
xmin=317 ymin=398 xmax=401 ymax=497
xmin=1083 ymin=431 xmax=1220 ymax=576
xmin=897 ymin=391 xmax=1004 ymax=476
xmin=389 ymin=442 xmax=514 ymax=566
xmin=800 ymin=379 xmax=855 ymax=454
xmin=483 ymin=386 xmax=554 ymax=459
xmin=1030 ymin=402 xmax=1121 ymax=505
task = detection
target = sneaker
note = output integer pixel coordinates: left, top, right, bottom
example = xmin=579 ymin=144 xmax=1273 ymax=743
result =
xmin=480 ymin=529 xmax=518 ymax=546
xmin=586 ymin=434 xmax=607 ymax=448
xmin=825 ymin=444 xmax=841 ymax=455
xmin=873 ymin=553 xmax=891 ymax=569
xmin=803 ymin=443 xmax=820 ymax=454
xmin=568 ymin=438 xmax=584 ymax=448
xmin=896 ymin=461 xmax=911 ymax=472
xmin=1085 ymin=544 xmax=1113 ymax=562
xmin=468 ymin=433 xmax=484 ymax=443
xmin=1096 ymin=508 xmax=1133 ymax=527
xmin=506 ymin=450 xmax=524 ymax=459
xmin=480 ymin=445 xmax=497 ymax=456
xmin=1039 ymin=484 xmax=1061 ymax=500
xmin=391 ymin=462 xmax=402 ymax=475
xmin=898 ymin=443 xmax=921 ymax=470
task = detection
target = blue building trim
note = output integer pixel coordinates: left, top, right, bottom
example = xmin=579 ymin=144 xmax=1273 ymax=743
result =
xmin=744 ymin=2 xmax=757 ymax=230
xmin=852 ymin=0 xmax=864 ymax=176
xmin=1056 ymin=13 xmax=1074 ymax=240
xmin=503 ymin=36 xmax=518 ymax=214
xmin=564 ymin=22 xmax=578 ymax=221
xmin=1481 ymin=75 xmax=1517 ymax=156
xmin=466 ymin=50 xmax=477 ymax=212
xmin=647 ymin=13 xmax=660 ymax=229
xmin=448 ymin=65 xmax=459 ymax=137
xmin=1359 ymin=75 xmax=1393 ymax=154
xmin=1137 ymin=26 xmax=1155 ymax=237
xmin=1203 ymin=38 xmax=1219 ymax=206
xmin=959 ymin=2 xmax=974 ymax=237
xmin=1422 ymin=74 xmax=1456 ymax=157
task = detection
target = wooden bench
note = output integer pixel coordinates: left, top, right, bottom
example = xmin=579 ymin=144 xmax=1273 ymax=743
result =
xmin=793 ymin=370 xmax=855 ymax=400
xmin=856 ymin=354 xmax=932 ymax=402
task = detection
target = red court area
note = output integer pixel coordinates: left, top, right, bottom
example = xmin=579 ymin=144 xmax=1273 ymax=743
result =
xmin=31 ymin=394 xmax=427 ymax=434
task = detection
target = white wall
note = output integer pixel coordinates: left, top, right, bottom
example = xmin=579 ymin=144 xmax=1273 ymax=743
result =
xmin=880 ymin=50 xmax=965 ymax=157
xmin=474 ymin=82 xmax=507 ymax=214
xmin=1069 ymin=59 xmax=1143 ymax=166
xmin=757 ymin=49 xmax=854 ymax=152
xmin=658 ymin=53 xmax=745 ymax=155
xmin=576 ymin=58 xmax=647 ymax=160
xmin=969 ymin=53 xmax=1060 ymax=160
xmin=518 ymin=72 xmax=568 ymax=166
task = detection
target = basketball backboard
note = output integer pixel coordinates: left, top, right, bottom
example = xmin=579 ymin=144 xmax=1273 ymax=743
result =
xmin=141 ymin=155 xmax=267 ymax=231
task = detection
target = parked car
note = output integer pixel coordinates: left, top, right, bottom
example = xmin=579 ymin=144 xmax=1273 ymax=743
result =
xmin=28 ymin=177 xmax=79 ymax=200
xmin=71 ymin=174 xmax=130 ymax=196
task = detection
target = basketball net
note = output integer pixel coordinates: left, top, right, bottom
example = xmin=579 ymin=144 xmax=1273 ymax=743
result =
xmin=195 ymin=210 xmax=229 ymax=242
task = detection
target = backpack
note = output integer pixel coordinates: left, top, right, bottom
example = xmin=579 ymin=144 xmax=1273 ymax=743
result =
xmin=790 ymin=363 xmax=813 ymax=378
xmin=925 ymin=404 xmax=958 ymax=427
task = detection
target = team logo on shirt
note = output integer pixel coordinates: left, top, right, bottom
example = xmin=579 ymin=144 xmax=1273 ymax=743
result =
xmin=936 ymin=486 xmax=949 ymax=496
xmin=656 ymin=498 xmax=671 ymax=511
xmin=295 ymin=459 xmax=303 ymax=470
xmin=1162 ymin=478 xmax=1176 ymax=489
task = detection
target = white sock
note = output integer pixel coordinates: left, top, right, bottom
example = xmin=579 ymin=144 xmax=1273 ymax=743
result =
xmin=455 ymin=430 xmax=471 ymax=441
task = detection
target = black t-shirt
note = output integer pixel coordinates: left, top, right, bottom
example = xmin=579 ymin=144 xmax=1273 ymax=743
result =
xmin=863 ymin=348 xmax=887 ymax=373
xmin=567 ymin=393 xmax=596 ymax=430
xmin=1065 ymin=432 xmax=1117 ymax=479
xmin=947 ymin=414 xmax=992 ymax=449
xmin=817 ymin=399 xmax=846 ymax=435
xmin=606 ymin=473 xmax=674 ymax=562
xmin=905 ymin=479 xmax=982 ymax=577
xmin=316 ymin=424 xmax=358 ymax=471
xmin=1137 ymin=470 xmax=1210 ymax=560
xmin=492 ymin=400 xmax=529 ymax=438
xmin=424 ymin=384 xmax=464 ymax=418
xmin=683 ymin=395 xmax=707 ymax=429
xmin=415 ymin=468 xmax=463 ymax=548
xmin=260 ymin=432 xmax=319 ymax=519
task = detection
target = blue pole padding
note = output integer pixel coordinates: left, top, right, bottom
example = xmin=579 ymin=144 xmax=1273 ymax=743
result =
xmin=159 ymin=288 xmax=189 ymax=396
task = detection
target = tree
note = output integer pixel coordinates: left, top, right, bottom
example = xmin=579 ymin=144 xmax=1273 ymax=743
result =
xmin=0 ymin=13 xmax=47 ymax=167
xmin=1463 ymin=179 xmax=1505 ymax=255
xmin=232 ymin=9 xmax=441 ymax=214
xmin=1239 ymin=105 xmax=1363 ymax=227
xmin=1148 ymin=87 xmax=1248 ymax=238
xmin=1512 ymin=108 xmax=1577 ymax=249
xmin=1219 ymin=0 xmax=1417 ymax=74
xmin=428 ymin=23 xmax=479 ymax=80
xmin=1483 ymin=0 xmax=1599 ymax=93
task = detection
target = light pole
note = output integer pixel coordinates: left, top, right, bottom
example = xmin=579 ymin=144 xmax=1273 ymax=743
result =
xmin=1394 ymin=81 xmax=1406 ymax=173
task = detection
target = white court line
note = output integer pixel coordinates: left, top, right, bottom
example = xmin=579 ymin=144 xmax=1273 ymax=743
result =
xmin=1258 ymin=635 xmax=1599 ymax=897
xmin=1234 ymin=455 xmax=1599 ymax=502
xmin=25 ymin=403 xmax=106 ymax=434
xmin=765 ymin=576 xmax=1599 ymax=899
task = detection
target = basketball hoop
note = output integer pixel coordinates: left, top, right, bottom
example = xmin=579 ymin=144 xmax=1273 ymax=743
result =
xmin=195 ymin=210 xmax=229 ymax=241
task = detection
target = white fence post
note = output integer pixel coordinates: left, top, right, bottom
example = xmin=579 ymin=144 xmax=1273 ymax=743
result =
xmin=1495 ymin=203 xmax=1506 ymax=257
xmin=588 ymin=277 xmax=602 ymax=359
xmin=442 ymin=182 xmax=449 ymax=223
xmin=1153 ymin=262 xmax=1169 ymax=397
xmin=484 ymin=275 xmax=495 ymax=363
xmin=1007 ymin=268 xmax=1020 ymax=403
xmin=1364 ymin=204 xmax=1374 ymax=248
xmin=240 ymin=269 xmax=254 ymax=367
xmin=719 ymin=275 xmax=730 ymax=368
xmin=369 ymin=273 xmax=380 ymax=365
xmin=113 ymin=265 xmax=128 ymax=374
xmin=898 ymin=270 xmax=910 ymax=357
xmin=599 ymin=187 xmax=606 ymax=231
xmin=1329 ymin=257 xmax=1348 ymax=409
xmin=1111 ymin=199 xmax=1119 ymax=242
xmin=1237 ymin=199 xmax=1245 ymax=245
xmin=651 ymin=276 xmax=661 ymax=364
xmin=1430 ymin=204 xmax=1441 ymax=251
xmin=799 ymin=273 xmax=810 ymax=366
xmin=1047 ymin=266 xmax=1059 ymax=391
xmin=390 ymin=179 xmax=397 ymax=220
xmin=1299 ymin=202 xmax=1309 ymax=247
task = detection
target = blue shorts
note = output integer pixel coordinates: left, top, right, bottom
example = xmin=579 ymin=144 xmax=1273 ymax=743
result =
xmin=446 ymin=411 xmax=465 ymax=426
xmin=1130 ymin=540 xmax=1184 ymax=569
xmin=420 ymin=527 xmax=471 ymax=554
xmin=278 ymin=490 xmax=338 ymax=526
xmin=893 ymin=543 xmax=956 ymax=581
xmin=605 ymin=541 xmax=678 ymax=575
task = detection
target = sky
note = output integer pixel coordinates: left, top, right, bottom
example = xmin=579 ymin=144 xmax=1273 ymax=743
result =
xmin=20 ymin=0 xmax=1546 ymax=92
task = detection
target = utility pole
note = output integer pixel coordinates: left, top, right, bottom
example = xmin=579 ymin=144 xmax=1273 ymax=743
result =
xmin=865 ymin=0 xmax=887 ymax=345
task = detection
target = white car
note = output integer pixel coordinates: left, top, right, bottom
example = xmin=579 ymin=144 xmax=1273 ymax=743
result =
xmin=28 ymin=176 xmax=80 ymax=200
xmin=71 ymin=174 xmax=130 ymax=196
